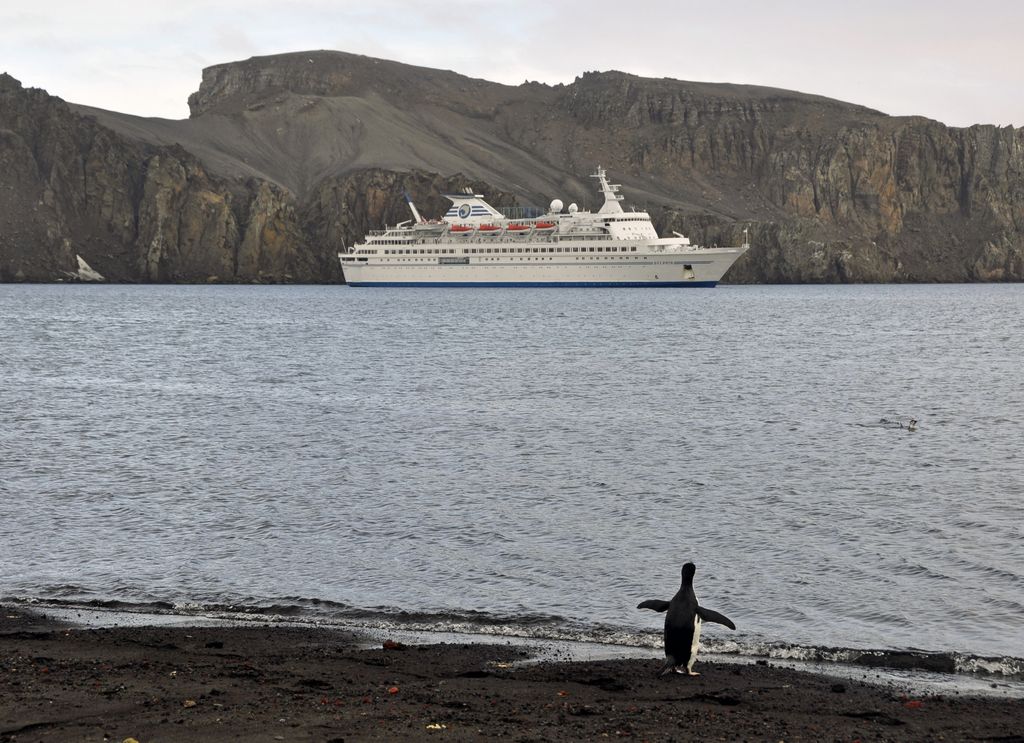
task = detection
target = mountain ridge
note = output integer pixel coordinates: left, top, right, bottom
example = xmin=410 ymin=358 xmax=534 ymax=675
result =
xmin=1 ymin=51 xmax=1021 ymax=283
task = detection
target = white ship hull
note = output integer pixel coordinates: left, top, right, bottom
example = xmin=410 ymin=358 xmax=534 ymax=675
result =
xmin=342 ymin=246 xmax=745 ymax=287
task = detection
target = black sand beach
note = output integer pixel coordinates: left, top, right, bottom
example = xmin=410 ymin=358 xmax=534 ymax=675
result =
xmin=2 ymin=608 xmax=1022 ymax=742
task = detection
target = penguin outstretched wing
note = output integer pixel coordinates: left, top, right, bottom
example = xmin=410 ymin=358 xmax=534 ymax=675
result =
xmin=637 ymin=599 xmax=671 ymax=612
xmin=697 ymin=606 xmax=736 ymax=630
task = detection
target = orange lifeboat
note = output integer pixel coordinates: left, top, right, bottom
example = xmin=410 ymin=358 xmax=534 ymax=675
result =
xmin=450 ymin=224 xmax=474 ymax=234
xmin=534 ymin=221 xmax=556 ymax=231
xmin=507 ymin=223 xmax=532 ymax=233
xmin=478 ymin=224 xmax=502 ymax=235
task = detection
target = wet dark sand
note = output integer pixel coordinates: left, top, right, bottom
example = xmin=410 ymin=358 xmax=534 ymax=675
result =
xmin=2 ymin=608 xmax=1022 ymax=742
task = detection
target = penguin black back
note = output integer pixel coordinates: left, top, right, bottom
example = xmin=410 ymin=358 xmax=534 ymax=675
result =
xmin=637 ymin=561 xmax=735 ymax=676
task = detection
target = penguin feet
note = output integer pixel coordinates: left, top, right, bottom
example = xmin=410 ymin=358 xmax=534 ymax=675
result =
xmin=673 ymin=666 xmax=700 ymax=676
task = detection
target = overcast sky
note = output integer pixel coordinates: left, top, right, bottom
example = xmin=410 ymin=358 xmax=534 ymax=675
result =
xmin=2 ymin=0 xmax=1021 ymax=128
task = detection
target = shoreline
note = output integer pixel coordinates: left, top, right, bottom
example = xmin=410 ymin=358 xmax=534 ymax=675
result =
xmin=11 ymin=601 xmax=1024 ymax=695
xmin=3 ymin=607 xmax=1022 ymax=741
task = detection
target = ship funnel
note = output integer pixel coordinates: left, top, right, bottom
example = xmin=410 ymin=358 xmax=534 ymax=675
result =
xmin=404 ymin=191 xmax=425 ymax=224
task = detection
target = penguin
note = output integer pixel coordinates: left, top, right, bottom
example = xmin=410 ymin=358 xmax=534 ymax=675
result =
xmin=879 ymin=417 xmax=918 ymax=431
xmin=638 ymin=562 xmax=735 ymax=676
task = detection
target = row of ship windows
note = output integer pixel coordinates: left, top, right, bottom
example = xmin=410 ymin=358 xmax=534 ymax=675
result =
xmin=384 ymin=256 xmax=690 ymax=264
xmin=372 ymin=234 xmax=618 ymax=245
xmin=370 ymin=233 xmax=632 ymax=245
xmin=381 ymin=246 xmax=641 ymax=255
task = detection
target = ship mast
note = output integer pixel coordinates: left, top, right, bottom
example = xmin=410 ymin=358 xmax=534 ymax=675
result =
xmin=591 ymin=166 xmax=625 ymax=214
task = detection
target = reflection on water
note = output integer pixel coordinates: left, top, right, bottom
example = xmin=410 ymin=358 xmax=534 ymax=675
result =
xmin=1 ymin=283 xmax=1022 ymax=660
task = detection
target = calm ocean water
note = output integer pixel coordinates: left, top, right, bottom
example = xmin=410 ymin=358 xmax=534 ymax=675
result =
xmin=1 ymin=283 xmax=1022 ymax=675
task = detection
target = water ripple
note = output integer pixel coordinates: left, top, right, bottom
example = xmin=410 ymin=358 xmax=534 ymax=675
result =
xmin=1 ymin=283 xmax=1022 ymax=660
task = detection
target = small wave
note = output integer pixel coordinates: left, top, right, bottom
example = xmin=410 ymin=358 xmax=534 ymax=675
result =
xmin=958 ymin=655 xmax=1024 ymax=678
xmin=6 ymin=595 xmax=1023 ymax=682
xmin=680 ymin=640 xmax=1024 ymax=680
xmin=5 ymin=595 xmax=177 ymax=614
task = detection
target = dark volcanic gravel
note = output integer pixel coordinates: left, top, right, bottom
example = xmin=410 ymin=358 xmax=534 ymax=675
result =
xmin=1 ymin=609 xmax=1021 ymax=741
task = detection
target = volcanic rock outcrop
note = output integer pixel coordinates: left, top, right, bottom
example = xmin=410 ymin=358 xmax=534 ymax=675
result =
xmin=1 ymin=51 xmax=1021 ymax=282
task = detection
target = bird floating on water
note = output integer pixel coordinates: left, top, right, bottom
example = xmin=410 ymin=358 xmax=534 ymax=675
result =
xmin=879 ymin=417 xmax=918 ymax=431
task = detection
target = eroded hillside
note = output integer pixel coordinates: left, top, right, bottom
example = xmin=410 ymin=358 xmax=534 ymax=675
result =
xmin=2 ymin=51 xmax=1022 ymax=282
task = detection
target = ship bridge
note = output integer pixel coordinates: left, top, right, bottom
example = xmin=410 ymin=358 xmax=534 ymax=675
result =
xmin=441 ymin=192 xmax=504 ymax=223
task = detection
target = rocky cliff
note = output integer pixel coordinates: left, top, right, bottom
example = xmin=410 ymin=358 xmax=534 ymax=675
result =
xmin=2 ymin=51 xmax=1022 ymax=283
xmin=0 ymin=73 xmax=315 ymax=282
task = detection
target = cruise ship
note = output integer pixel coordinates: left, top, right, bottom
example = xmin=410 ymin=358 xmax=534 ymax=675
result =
xmin=339 ymin=168 xmax=749 ymax=287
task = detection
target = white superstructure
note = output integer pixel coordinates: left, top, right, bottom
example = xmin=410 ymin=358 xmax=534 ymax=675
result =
xmin=339 ymin=168 xmax=748 ymax=287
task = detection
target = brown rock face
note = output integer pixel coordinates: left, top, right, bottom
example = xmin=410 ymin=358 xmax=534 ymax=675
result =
xmin=3 ymin=50 xmax=1024 ymax=283
xmin=537 ymin=71 xmax=1024 ymax=282
xmin=1 ymin=74 xmax=82 ymax=281
xmin=0 ymin=74 xmax=322 ymax=283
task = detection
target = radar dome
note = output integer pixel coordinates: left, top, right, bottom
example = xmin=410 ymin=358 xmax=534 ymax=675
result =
xmin=568 ymin=203 xmax=579 ymax=213
xmin=549 ymin=198 xmax=564 ymax=213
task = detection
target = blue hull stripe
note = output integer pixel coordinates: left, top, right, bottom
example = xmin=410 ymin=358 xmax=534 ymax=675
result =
xmin=347 ymin=281 xmax=718 ymax=288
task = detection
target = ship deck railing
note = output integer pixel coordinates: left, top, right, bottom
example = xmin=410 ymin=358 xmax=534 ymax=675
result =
xmin=344 ymin=237 xmax=728 ymax=255
xmin=498 ymin=206 xmax=545 ymax=220
xmin=348 ymin=241 xmax=733 ymax=258
xmin=366 ymin=232 xmax=618 ymax=244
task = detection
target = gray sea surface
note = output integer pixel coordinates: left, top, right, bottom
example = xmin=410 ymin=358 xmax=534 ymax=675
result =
xmin=1 ymin=283 xmax=1022 ymax=674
